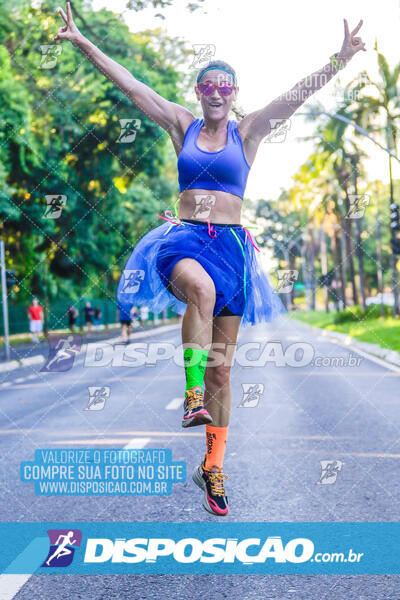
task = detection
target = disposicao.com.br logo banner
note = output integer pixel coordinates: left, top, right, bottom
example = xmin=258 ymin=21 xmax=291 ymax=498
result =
xmin=0 ymin=522 xmax=398 ymax=575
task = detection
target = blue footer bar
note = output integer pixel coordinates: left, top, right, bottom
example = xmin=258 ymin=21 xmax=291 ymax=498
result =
xmin=1 ymin=522 xmax=398 ymax=574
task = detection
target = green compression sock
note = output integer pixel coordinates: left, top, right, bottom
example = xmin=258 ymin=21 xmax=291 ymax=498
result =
xmin=183 ymin=348 xmax=209 ymax=392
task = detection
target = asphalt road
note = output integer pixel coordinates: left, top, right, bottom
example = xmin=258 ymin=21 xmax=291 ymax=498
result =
xmin=1 ymin=316 xmax=400 ymax=599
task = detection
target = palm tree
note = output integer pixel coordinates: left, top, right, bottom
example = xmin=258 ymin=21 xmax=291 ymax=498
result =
xmin=347 ymin=48 xmax=400 ymax=314
xmin=288 ymin=153 xmax=348 ymax=311
xmin=297 ymin=113 xmax=367 ymax=307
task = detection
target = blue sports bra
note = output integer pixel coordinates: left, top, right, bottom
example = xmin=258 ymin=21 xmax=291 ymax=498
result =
xmin=177 ymin=118 xmax=251 ymax=200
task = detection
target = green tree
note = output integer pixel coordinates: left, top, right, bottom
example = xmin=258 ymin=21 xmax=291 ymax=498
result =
xmin=0 ymin=0 xmax=190 ymax=319
xmin=347 ymin=49 xmax=400 ymax=314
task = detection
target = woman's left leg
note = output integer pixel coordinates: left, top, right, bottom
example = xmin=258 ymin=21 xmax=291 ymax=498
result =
xmin=192 ymin=315 xmax=241 ymax=516
xmin=203 ymin=315 xmax=241 ymax=468
xmin=204 ymin=315 xmax=242 ymax=425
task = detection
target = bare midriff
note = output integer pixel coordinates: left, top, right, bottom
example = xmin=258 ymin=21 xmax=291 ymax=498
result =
xmin=178 ymin=188 xmax=242 ymax=225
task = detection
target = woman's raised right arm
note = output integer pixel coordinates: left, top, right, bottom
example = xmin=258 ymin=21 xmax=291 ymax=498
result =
xmin=55 ymin=2 xmax=193 ymax=133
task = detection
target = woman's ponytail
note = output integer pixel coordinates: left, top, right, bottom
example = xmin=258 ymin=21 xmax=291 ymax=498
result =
xmin=231 ymin=105 xmax=246 ymax=120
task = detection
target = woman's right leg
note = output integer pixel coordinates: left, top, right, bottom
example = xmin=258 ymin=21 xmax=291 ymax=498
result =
xmin=168 ymin=258 xmax=216 ymax=427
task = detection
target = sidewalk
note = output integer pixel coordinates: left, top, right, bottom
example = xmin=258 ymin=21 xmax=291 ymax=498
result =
xmin=293 ymin=318 xmax=400 ymax=372
xmin=0 ymin=319 xmax=180 ymax=368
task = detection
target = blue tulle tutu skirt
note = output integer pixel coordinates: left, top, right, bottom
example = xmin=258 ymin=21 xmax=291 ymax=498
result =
xmin=117 ymin=218 xmax=286 ymax=328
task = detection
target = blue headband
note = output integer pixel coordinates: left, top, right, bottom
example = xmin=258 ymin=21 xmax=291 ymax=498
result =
xmin=196 ymin=66 xmax=236 ymax=85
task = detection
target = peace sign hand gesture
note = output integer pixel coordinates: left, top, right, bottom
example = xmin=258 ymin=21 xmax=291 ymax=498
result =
xmin=338 ymin=19 xmax=366 ymax=62
xmin=54 ymin=2 xmax=82 ymax=45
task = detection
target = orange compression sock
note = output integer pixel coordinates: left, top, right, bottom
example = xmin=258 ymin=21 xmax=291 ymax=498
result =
xmin=204 ymin=424 xmax=229 ymax=471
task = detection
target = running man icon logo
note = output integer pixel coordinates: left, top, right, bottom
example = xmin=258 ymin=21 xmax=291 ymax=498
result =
xmin=38 ymin=44 xmax=62 ymax=69
xmin=346 ymin=195 xmax=370 ymax=219
xmin=121 ymin=270 xmax=145 ymax=294
xmin=85 ymin=386 xmax=110 ymax=411
xmin=190 ymin=44 xmax=216 ymax=69
xmin=238 ymin=383 xmax=264 ymax=408
xmin=116 ymin=119 xmax=141 ymax=143
xmin=41 ymin=334 xmax=82 ymax=372
xmin=274 ymin=270 xmax=299 ymax=294
xmin=264 ymin=118 xmax=291 ymax=143
xmin=43 ymin=195 xmax=67 ymax=219
xmin=42 ymin=529 xmax=82 ymax=568
xmin=193 ymin=194 xmax=216 ymax=219
xmin=316 ymin=460 xmax=344 ymax=485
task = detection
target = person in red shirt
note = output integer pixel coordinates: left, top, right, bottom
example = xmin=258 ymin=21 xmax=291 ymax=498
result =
xmin=27 ymin=298 xmax=44 ymax=343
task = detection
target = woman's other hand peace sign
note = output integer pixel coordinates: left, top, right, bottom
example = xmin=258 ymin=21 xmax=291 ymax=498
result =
xmin=54 ymin=2 xmax=82 ymax=45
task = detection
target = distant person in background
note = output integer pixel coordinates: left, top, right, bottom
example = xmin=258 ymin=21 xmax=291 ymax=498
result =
xmin=93 ymin=306 xmax=102 ymax=329
xmin=84 ymin=301 xmax=94 ymax=331
xmin=27 ymin=298 xmax=44 ymax=343
xmin=67 ymin=304 xmax=79 ymax=331
xmin=118 ymin=303 xmax=134 ymax=343
xmin=131 ymin=305 xmax=139 ymax=328
xmin=139 ymin=305 xmax=149 ymax=326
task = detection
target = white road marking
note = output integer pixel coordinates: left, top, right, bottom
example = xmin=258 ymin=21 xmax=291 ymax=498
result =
xmin=166 ymin=398 xmax=183 ymax=410
xmin=124 ymin=438 xmax=151 ymax=449
xmin=0 ymin=537 xmax=48 ymax=600
xmin=0 ymin=575 xmax=32 ymax=600
xmin=1 ymin=382 xmax=11 ymax=387
xmin=14 ymin=378 xmax=24 ymax=384
xmin=5 ymin=383 xmax=45 ymax=389
xmin=0 ymin=362 xmax=19 ymax=373
xmin=21 ymin=356 xmax=45 ymax=367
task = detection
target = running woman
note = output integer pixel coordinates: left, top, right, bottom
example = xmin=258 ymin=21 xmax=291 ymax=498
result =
xmin=55 ymin=5 xmax=365 ymax=516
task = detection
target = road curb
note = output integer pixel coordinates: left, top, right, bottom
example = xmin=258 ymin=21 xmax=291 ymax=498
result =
xmin=293 ymin=319 xmax=400 ymax=370
xmin=0 ymin=322 xmax=181 ymax=374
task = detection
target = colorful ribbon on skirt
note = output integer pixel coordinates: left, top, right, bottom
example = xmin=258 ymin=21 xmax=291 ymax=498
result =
xmin=157 ymin=210 xmax=260 ymax=252
xmin=156 ymin=209 xmax=262 ymax=305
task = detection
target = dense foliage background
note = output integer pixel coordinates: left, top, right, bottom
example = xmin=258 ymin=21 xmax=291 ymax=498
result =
xmin=0 ymin=0 xmax=198 ymax=306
